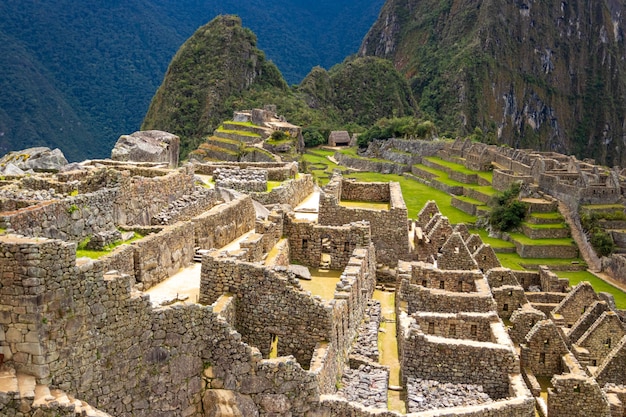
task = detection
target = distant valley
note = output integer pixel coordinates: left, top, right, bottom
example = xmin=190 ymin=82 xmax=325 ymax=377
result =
xmin=0 ymin=0 xmax=384 ymax=161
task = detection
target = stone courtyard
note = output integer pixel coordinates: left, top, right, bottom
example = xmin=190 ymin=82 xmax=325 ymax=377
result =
xmin=1 ymin=129 xmax=626 ymax=417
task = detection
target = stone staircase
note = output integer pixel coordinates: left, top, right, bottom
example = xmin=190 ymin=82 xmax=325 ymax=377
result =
xmin=193 ymin=247 xmax=211 ymax=263
xmin=0 ymin=367 xmax=111 ymax=416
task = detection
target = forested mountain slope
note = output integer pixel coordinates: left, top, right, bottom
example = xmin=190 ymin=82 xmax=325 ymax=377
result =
xmin=359 ymin=0 xmax=626 ymax=166
xmin=0 ymin=0 xmax=383 ymax=160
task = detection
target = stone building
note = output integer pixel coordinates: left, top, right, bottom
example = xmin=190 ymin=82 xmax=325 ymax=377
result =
xmin=0 ymin=149 xmax=625 ymax=417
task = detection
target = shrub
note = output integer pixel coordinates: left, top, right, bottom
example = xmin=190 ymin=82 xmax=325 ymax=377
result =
xmin=590 ymin=231 xmax=615 ymax=257
xmin=488 ymin=183 xmax=528 ymax=232
xmin=302 ymin=128 xmax=326 ymax=147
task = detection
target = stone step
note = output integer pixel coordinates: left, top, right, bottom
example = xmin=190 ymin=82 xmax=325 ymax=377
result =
xmin=0 ymin=367 xmax=18 ymax=394
xmin=0 ymin=367 xmax=112 ymax=416
xmin=16 ymin=372 xmax=36 ymax=400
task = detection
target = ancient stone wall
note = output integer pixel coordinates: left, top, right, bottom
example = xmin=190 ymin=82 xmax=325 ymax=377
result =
xmin=492 ymin=286 xmax=527 ymax=320
xmin=400 ymin=326 xmax=518 ymax=399
xmin=315 ymin=392 xmax=535 ymax=416
xmin=408 ymin=262 xmax=481 ymax=292
xmin=602 ymin=254 xmax=626 ymax=285
xmin=575 ymin=311 xmax=625 ymax=365
xmin=114 ymin=166 xmax=195 ymax=226
xmin=1 ymin=188 xmax=118 ymax=241
xmin=513 ymin=241 xmax=578 ymax=259
xmin=492 ymin=170 xmax=534 ymax=192
xmin=319 ymin=178 xmax=408 ymax=266
xmin=284 ymin=215 xmax=370 ymax=269
xmin=249 ymin=174 xmax=315 ymax=207
xmin=549 ymin=371 xmax=611 ymax=417
xmin=132 ymin=221 xmax=195 ymax=290
xmin=552 ymin=282 xmax=600 ymax=327
xmin=0 ymin=235 xmax=327 ymax=417
xmin=214 ymin=167 xmax=268 ymax=192
xmin=192 ymin=195 xmax=256 ymax=250
xmin=151 ymin=187 xmax=222 ymax=225
xmin=401 ymin=278 xmax=496 ymax=314
xmin=340 ymin=181 xmax=390 ymax=202
xmin=193 ymin=161 xmax=297 ymax=181
xmin=334 ymin=153 xmax=408 ymax=175
xmin=199 ymin=244 xmax=376 ymax=397
xmin=411 ymin=312 xmax=498 ymax=342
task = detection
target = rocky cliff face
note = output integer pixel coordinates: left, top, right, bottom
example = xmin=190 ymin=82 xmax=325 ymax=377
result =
xmin=360 ymin=0 xmax=626 ymax=166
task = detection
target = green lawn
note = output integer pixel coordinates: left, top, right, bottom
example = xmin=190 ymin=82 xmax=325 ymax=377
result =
xmin=76 ymin=232 xmax=144 ymax=259
xmin=557 ymin=271 xmax=626 ymax=309
xmin=345 ymin=171 xmax=476 ymax=223
xmin=522 ymin=222 xmax=568 ymax=229
xmin=215 ymin=127 xmax=261 ymax=138
xmin=530 ymin=212 xmax=564 ymax=220
xmin=495 ymin=252 xmax=586 ymax=271
xmin=424 ymin=156 xmax=477 ymax=175
xmin=469 ymin=228 xmax=516 ymax=249
xmin=508 ymin=232 xmax=575 ymax=246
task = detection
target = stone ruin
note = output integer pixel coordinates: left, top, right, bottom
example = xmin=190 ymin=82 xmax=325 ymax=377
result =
xmin=0 ymin=148 xmax=625 ymax=417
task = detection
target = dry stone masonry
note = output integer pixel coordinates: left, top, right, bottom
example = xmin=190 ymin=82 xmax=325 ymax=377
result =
xmin=1 ymin=140 xmax=626 ymax=417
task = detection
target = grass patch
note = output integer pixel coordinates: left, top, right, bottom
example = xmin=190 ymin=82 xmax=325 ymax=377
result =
xmin=345 ymin=171 xmax=476 ymax=223
xmin=267 ymin=181 xmax=282 ymax=192
xmin=469 ymin=228 xmax=516 ymax=249
xmin=226 ymin=121 xmax=255 ymax=127
xmin=508 ymin=233 xmax=575 ymax=246
xmin=522 ymin=222 xmax=568 ymax=229
xmin=530 ymin=212 xmax=563 ymax=220
xmin=476 ymin=171 xmax=493 ymax=184
xmin=76 ymin=233 xmax=144 ymax=259
xmin=495 ymin=252 xmax=585 ymax=270
xmin=424 ymin=156 xmax=477 ymax=175
xmin=557 ymin=271 xmax=626 ymax=309
xmin=215 ymin=127 xmax=261 ymax=138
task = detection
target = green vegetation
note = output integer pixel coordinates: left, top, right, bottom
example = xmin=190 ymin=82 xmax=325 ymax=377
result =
xmin=267 ymin=181 xmax=282 ymax=192
xmin=495 ymin=253 xmax=585 ymax=271
xmin=507 ymin=233 xmax=575 ymax=246
xmin=356 ymin=117 xmax=436 ymax=147
xmin=488 ymin=184 xmax=528 ymax=232
xmin=215 ymin=127 xmax=262 ymax=138
xmin=345 ymin=171 xmax=475 ymax=223
xmin=76 ymin=232 xmax=144 ymax=259
xmin=579 ymin=208 xmax=618 ymax=257
xmin=557 ymin=271 xmax=626 ymax=309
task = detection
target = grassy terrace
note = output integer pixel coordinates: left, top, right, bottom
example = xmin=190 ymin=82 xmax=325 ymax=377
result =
xmin=522 ymin=222 xmax=568 ymax=229
xmin=496 ymin=252 xmax=585 ymax=270
xmin=77 ymin=232 xmax=144 ymax=259
xmin=424 ymin=156 xmax=478 ymax=176
xmin=226 ymin=121 xmax=255 ymax=127
xmin=558 ymin=271 xmax=626 ymax=309
xmin=530 ymin=212 xmax=563 ymax=220
xmin=346 ymin=171 xmax=475 ymax=223
xmin=507 ymin=232 xmax=575 ymax=246
xmin=301 ymin=147 xmax=626 ymax=302
xmin=215 ymin=127 xmax=262 ymax=138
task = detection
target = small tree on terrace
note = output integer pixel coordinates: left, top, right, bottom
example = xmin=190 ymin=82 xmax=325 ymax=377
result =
xmin=488 ymin=183 xmax=528 ymax=232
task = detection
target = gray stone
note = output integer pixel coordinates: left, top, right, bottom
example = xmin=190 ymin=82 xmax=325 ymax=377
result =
xmin=111 ymin=130 xmax=180 ymax=168
xmin=288 ymin=264 xmax=311 ymax=280
xmin=0 ymin=147 xmax=68 ymax=172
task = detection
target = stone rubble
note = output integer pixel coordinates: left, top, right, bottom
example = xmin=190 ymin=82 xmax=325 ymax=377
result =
xmin=338 ymin=364 xmax=388 ymax=409
xmin=351 ymin=300 xmax=381 ymax=362
xmin=406 ymin=377 xmax=493 ymax=412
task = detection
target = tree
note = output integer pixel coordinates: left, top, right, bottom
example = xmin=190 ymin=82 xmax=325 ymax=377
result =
xmin=488 ymin=183 xmax=528 ymax=232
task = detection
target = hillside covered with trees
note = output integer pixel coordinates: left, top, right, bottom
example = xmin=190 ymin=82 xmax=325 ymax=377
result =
xmin=0 ymin=0 xmax=383 ymax=161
